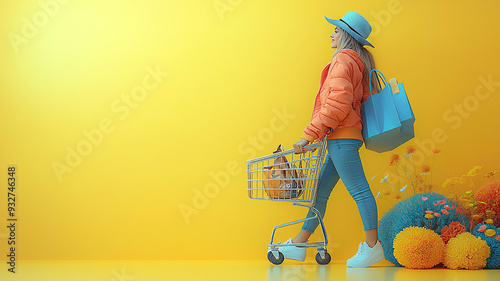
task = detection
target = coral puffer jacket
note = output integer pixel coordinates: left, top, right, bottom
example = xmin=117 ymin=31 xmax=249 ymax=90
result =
xmin=301 ymin=49 xmax=372 ymax=143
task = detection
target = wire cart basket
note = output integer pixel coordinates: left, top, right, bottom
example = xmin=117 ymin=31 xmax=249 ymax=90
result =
xmin=246 ymin=138 xmax=331 ymax=265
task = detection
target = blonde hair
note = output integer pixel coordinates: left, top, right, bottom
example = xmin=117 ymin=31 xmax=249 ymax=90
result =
xmin=333 ymin=27 xmax=380 ymax=93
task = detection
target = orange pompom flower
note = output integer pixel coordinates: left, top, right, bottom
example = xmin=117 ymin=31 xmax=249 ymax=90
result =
xmin=443 ymin=232 xmax=490 ymax=270
xmin=393 ymin=226 xmax=445 ymax=269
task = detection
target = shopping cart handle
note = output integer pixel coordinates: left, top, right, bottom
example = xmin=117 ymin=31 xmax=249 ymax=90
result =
xmin=245 ymin=140 xmax=325 ymax=165
xmin=294 ymin=144 xmax=318 ymax=154
xmin=291 ymin=142 xmax=322 ymax=155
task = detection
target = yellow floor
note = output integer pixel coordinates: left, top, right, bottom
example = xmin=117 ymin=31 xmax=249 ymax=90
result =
xmin=1 ymin=260 xmax=499 ymax=281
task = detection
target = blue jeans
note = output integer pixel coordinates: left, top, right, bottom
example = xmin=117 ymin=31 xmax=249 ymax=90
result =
xmin=302 ymin=139 xmax=378 ymax=233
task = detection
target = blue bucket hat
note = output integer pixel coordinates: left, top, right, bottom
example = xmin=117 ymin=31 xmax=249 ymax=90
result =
xmin=325 ymin=11 xmax=374 ymax=48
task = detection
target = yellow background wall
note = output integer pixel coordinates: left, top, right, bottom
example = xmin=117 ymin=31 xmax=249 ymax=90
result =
xmin=0 ymin=0 xmax=499 ymax=261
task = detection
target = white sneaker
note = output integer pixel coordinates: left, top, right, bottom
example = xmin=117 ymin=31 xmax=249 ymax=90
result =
xmin=346 ymin=241 xmax=384 ymax=267
xmin=269 ymin=238 xmax=306 ymax=262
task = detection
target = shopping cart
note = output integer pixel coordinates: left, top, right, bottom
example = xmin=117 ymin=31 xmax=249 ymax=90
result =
xmin=245 ymin=137 xmax=331 ymax=265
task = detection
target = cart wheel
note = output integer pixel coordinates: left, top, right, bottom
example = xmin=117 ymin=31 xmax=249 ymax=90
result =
xmin=315 ymin=251 xmax=331 ymax=265
xmin=268 ymin=251 xmax=284 ymax=265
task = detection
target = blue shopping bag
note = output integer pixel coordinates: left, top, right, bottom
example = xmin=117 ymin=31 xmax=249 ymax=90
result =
xmin=361 ymin=69 xmax=415 ymax=153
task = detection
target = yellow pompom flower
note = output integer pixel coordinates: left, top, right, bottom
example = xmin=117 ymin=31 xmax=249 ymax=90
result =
xmin=425 ymin=214 xmax=434 ymax=219
xmin=393 ymin=226 xmax=445 ymax=269
xmin=443 ymin=232 xmax=491 ymax=270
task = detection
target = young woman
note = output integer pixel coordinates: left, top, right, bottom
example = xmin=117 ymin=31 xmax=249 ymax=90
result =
xmin=287 ymin=11 xmax=384 ymax=267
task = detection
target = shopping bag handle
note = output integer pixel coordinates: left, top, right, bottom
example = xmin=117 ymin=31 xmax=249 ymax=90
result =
xmin=369 ymin=69 xmax=388 ymax=96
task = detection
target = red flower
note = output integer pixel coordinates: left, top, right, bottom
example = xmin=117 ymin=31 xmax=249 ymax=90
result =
xmin=422 ymin=165 xmax=431 ymax=173
xmin=440 ymin=222 xmax=466 ymax=244
xmin=390 ymin=154 xmax=400 ymax=166
xmin=407 ymin=146 xmax=416 ymax=154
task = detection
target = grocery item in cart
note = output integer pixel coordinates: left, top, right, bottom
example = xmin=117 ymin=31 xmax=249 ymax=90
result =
xmin=263 ymin=144 xmax=305 ymax=199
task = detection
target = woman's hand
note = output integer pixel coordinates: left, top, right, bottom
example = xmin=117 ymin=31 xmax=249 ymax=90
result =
xmin=293 ymin=139 xmax=310 ymax=154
